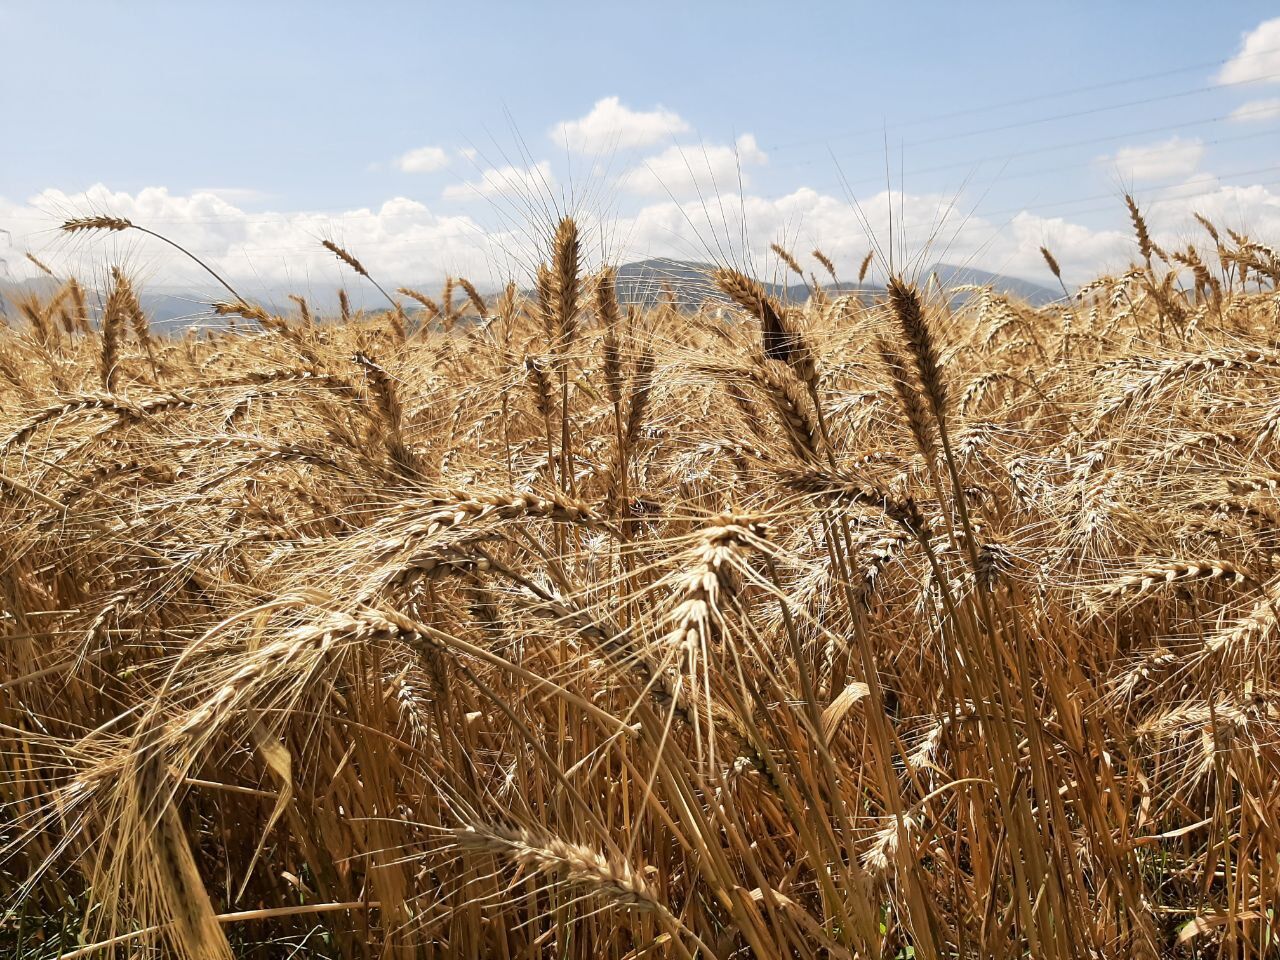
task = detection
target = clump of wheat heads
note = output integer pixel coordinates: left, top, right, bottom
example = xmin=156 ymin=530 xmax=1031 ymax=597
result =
xmin=2 ymin=205 xmax=1280 ymax=960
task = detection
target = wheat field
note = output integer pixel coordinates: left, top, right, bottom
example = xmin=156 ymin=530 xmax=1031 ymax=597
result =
xmin=1 ymin=205 xmax=1279 ymax=958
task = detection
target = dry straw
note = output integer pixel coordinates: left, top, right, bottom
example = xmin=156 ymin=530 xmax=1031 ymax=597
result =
xmin=4 ymin=204 xmax=1280 ymax=960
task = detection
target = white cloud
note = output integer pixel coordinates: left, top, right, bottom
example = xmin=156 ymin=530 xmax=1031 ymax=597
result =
xmin=1218 ymin=17 xmax=1280 ymax=85
xmin=608 ymin=176 xmax=1280 ymax=289
xmin=1229 ymin=98 xmax=1280 ymax=122
xmin=620 ymin=134 xmax=767 ymax=198
xmin=1103 ymin=136 xmax=1204 ymax=182
xmin=1003 ymin=212 xmax=1131 ymax=282
xmin=0 ymin=184 xmax=512 ymax=294
xmin=551 ymin=97 xmax=690 ymax=154
xmin=1161 ymin=180 xmax=1280 ymax=235
xmin=612 ymin=186 xmax=1014 ymax=279
xmin=395 ymin=145 xmax=450 ymax=174
xmin=441 ymin=161 xmax=555 ymax=201
xmin=8 ymin=175 xmax=1280 ymax=298
xmin=189 ymin=187 xmax=273 ymax=204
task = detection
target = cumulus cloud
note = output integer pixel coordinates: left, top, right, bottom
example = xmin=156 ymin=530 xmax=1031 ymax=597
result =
xmin=1103 ymin=136 xmax=1204 ymax=182
xmin=441 ymin=161 xmax=555 ymax=201
xmin=7 ymin=175 xmax=1280 ymax=296
xmin=612 ymin=186 xmax=1023 ymax=280
xmin=1217 ymin=17 xmax=1280 ymax=85
xmin=550 ymin=97 xmax=690 ymax=153
xmin=1160 ymin=180 xmax=1280 ymax=237
xmin=609 ymin=176 xmax=1280 ymax=288
xmin=1229 ymin=98 xmax=1280 ymax=122
xmin=620 ymin=134 xmax=767 ymax=198
xmin=0 ymin=184 xmax=510 ymax=294
xmin=190 ymin=187 xmax=273 ymax=204
xmin=395 ymin=145 xmax=450 ymax=174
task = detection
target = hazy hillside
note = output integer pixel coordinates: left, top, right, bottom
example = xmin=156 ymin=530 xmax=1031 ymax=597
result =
xmin=1 ymin=258 xmax=1060 ymax=328
xmin=610 ymin=257 xmax=1059 ymax=308
xmin=924 ymin=263 xmax=1061 ymax=305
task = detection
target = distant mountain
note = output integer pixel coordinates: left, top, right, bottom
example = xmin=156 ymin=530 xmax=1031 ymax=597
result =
xmin=614 ymin=258 xmax=881 ymax=309
xmin=613 ymin=258 xmax=1059 ymax=308
xmin=1 ymin=259 xmax=1061 ymax=330
xmin=615 ymin=258 xmax=718 ymax=307
xmin=140 ymin=292 xmax=239 ymax=328
xmin=920 ymin=263 xmax=1060 ymax=307
xmin=0 ymin=276 xmax=291 ymax=331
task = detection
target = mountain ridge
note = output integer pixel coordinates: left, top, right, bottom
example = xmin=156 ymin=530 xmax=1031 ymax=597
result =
xmin=0 ymin=259 xmax=1060 ymax=327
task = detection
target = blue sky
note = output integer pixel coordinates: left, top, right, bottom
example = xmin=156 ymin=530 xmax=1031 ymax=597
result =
xmin=4 ymin=1 xmax=1280 ymax=296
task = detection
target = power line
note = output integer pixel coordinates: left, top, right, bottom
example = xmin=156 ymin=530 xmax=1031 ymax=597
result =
xmin=766 ymin=43 xmax=1280 ymax=152
xmin=6 ymin=57 xmax=1280 ymax=248
xmin=6 ymin=132 xmax=1279 ymax=242
xmin=788 ymin=116 xmax=1280 ymax=197
xmin=971 ymin=161 xmax=1280 ymax=222
xmin=8 ymin=93 xmax=1270 ymax=234
xmin=5 ymin=109 xmax=1270 ymax=233
xmin=765 ymin=73 xmax=1280 ymax=180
